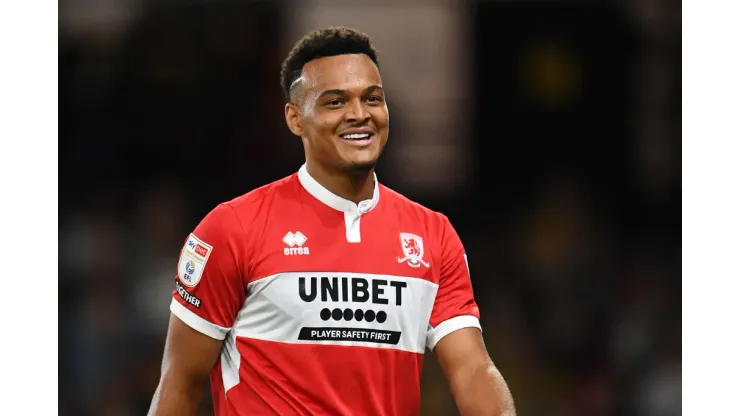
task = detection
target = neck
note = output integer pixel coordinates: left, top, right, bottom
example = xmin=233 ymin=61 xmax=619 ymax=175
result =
xmin=305 ymin=161 xmax=375 ymax=204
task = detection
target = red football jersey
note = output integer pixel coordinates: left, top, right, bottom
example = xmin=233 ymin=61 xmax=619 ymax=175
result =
xmin=171 ymin=164 xmax=481 ymax=415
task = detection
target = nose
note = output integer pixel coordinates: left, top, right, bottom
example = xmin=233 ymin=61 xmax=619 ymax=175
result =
xmin=345 ymin=98 xmax=370 ymax=123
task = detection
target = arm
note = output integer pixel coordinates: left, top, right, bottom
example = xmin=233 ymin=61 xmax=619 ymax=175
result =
xmin=148 ymin=315 xmax=223 ymax=415
xmin=427 ymin=214 xmax=516 ymax=415
xmin=434 ymin=327 xmax=515 ymax=416
xmin=147 ymin=203 xmax=248 ymax=415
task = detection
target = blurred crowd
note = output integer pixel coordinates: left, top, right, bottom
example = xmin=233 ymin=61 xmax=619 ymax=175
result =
xmin=59 ymin=1 xmax=680 ymax=415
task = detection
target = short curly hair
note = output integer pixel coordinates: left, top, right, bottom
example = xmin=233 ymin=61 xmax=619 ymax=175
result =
xmin=280 ymin=26 xmax=380 ymax=102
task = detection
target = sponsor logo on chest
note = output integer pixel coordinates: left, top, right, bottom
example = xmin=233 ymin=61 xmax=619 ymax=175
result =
xmin=242 ymin=272 xmax=439 ymax=353
xmin=294 ymin=275 xmax=408 ymax=345
xmin=298 ymin=276 xmax=407 ymax=306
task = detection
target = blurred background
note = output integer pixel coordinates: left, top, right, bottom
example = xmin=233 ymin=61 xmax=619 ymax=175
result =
xmin=59 ymin=0 xmax=681 ymax=415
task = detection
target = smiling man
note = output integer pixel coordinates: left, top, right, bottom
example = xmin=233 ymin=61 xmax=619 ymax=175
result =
xmin=148 ymin=27 xmax=516 ymax=416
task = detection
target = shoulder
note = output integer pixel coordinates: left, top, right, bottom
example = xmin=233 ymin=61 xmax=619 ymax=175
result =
xmin=222 ymin=172 xmax=299 ymax=214
xmin=202 ymin=173 xmax=300 ymax=229
xmin=379 ymin=184 xmax=451 ymax=229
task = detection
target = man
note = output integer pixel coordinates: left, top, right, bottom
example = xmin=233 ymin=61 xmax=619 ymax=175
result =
xmin=148 ymin=27 xmax=515 ymax=415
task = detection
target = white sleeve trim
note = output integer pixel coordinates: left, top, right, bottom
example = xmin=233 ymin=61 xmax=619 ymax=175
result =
xmin=426 ymin=315 xmax=482 ymax=351
xmin=170 ymin=298 xmax=231 ymax=340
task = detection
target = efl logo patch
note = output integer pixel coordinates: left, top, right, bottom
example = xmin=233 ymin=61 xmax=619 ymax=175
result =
xmin=177 ymin=233 xmax=213 ymax=287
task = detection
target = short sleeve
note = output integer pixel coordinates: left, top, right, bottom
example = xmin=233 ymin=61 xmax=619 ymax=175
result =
xmin=170 ymin=203 xmax=246 ymax=340
xmin=426 ymin=216 xmax=481 ymax=350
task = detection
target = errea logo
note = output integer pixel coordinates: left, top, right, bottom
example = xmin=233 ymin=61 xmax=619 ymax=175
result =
xmin=283 ymin=231 xmax=310 ymax=256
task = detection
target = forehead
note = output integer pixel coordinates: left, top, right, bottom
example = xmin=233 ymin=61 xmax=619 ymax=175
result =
xmin=301 ymin=54 xmax=382 ymax=91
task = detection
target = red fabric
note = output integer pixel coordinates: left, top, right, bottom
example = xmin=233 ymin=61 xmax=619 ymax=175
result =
xmin=170 ymin=172 xmax=480 ymax=414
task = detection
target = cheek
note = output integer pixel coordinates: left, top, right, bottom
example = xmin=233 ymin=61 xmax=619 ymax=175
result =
xmin=304 ymin=116 xmax=332 ymax=133
xmin=314 ymin=114 xmax=344 ymax=136
xmin=373 ymin=108 xmax=390 ymax=128
xmin=319 ymin=118 xmax=336 ymax=131
xmin=304 ymin=118 xmax=339 ymax=147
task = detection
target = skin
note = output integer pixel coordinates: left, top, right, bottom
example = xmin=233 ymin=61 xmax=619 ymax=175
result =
xmin=284 ymin=53 xmax=389 ymax=203
xmin=148 ymin=52 xmax=515 ymax=416
xmin=435 ymin=328 xmax=517 ymax=416
xmin=147 ymin=315 xmax=221 ymax=416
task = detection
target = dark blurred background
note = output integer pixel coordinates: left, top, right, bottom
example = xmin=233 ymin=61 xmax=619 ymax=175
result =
xmin=59 ymin=0 xmax=681 ymax=415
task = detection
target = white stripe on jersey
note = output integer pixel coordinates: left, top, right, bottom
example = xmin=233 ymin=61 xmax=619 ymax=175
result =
xmin=170 ymin=298 xmax=230 ymax=340
xmin=233 ymin=272 xmax=439 ymax=354
xmin=426 ymin=315 xmax=482 ymax=351
xmin=221 ymin=327 xmax=242 ymax=393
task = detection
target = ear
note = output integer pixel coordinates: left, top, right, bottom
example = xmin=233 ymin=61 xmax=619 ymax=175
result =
xmin=284 ymin=102 xmax=304 ymax=137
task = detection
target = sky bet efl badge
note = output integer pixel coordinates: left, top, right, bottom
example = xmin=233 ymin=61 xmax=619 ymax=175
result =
xmin=177 ymin=233 xmax=213 ymax=287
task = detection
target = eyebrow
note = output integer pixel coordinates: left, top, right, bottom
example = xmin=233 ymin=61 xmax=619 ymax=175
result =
xmin=317 ymin=85 xmax=384 ymax=99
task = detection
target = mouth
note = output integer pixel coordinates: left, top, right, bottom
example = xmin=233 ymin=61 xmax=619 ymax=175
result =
xmin=338 ymin=130 xmax=374 ymax=147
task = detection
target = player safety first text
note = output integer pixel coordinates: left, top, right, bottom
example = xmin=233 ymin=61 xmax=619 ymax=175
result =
xmin=298 ymin=327 xmax=401 ymax=344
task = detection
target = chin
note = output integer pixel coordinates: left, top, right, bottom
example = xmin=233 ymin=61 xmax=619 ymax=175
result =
xmin=342 ymin=158 xmax=377 ymax=173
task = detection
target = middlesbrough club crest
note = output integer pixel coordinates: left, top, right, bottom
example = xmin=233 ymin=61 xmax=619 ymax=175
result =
xmin=396 ymin=233 xmax=430 ymax=268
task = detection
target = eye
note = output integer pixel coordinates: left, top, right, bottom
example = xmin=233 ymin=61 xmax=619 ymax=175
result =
xmin=366 ymin=95 xmax=383 ymax=103
xmin=325 ymin=99 xmax=344 ymax=107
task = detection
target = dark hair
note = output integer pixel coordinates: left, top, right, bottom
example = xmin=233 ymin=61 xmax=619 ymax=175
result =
xmin=280 ymin=26 xmax=379 ymax=101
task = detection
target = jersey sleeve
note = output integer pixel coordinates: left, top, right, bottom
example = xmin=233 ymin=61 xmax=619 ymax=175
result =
xmin=170 ymin=203 xmax=246 ymax=340
xmin=426 ymin=215 xmax=481 ymax=350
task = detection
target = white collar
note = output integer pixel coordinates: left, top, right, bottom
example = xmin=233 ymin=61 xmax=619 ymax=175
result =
xmin=297 ymin=163 xmax=380 ymax=214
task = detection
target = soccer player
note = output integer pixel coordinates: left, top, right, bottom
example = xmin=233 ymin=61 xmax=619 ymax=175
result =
xmin=148 ymin=27 xmax=516 ymax=415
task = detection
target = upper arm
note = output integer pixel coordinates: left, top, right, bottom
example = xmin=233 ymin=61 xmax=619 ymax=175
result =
xmin=428 ymin=217 xmax=515 ymax=415
xmin=165 ymin=203 xmax=248 ymax=375
xmin=435 ymin=328 xmax=516 ymax=416
xmin=150 ymin=315 xmax=224 ymax=416
xmin=433 ymin=326 xmax=490 ymax=382
xmin=426 ymin=215 xmax=481 ymax=351
xmin=161 ymin=313 xmax=224 ymax=381
xmin=170 ymin=203 xmax=247 ymax=339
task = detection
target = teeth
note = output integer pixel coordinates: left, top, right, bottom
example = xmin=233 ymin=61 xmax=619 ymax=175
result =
xmin=342 ymin=133 xmax=370 ymax=140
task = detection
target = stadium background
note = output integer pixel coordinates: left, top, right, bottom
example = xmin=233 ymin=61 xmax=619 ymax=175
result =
xmin=59 ymin=0 xmax=680 ymax=415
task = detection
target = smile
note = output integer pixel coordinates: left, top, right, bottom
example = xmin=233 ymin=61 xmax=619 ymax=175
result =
xmin=340 ymin=133 xmax=372 ymax=140
xmin=338 ymin=130 xmax=374 ymax=146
